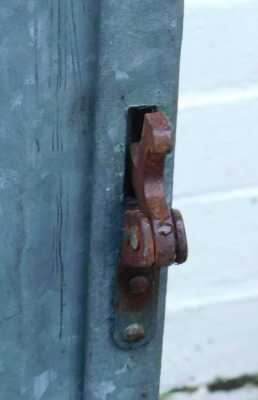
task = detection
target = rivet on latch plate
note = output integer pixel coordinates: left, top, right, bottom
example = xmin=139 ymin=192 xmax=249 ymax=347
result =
xmin=113 ymin=106 xmax=188 ymax=350
xmin=123 ymin=323 xmax=145 ymax=343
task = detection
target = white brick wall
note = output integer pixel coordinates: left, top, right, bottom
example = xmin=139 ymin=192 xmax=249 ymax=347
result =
xmin=161 ymin=0 xmax=258 ymax=394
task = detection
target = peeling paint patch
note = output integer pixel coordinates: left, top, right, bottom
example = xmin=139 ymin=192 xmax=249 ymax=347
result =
xmin=0 ymin=169 xmax=18 ymax=190
xmin=0 ymin=176 xmax=8 ymax=190
xmin=33 ymin=370 xmax=57 ymax=400
xmin=107 ymin=127 xmax=117 ymax=143
xmin=114 ymin=143 xmax=124 ymax=154
xmin=94 ymin=381 xmax=116 ymax=400
xmin=115 ymin=359 xmax=134 ymax=376
xmin=25 ymin=76 xmax=36 ymax=85
xmin=11 ymin=94 xmax=24 ymax=110
xmin=115 ymin=364 xmax=128 ymax=376
xmin=115 ymin=71 xmax=129 ymax=81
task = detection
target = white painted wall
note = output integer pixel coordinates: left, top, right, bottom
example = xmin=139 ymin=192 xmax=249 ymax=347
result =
xmin=161 ymin=0 xmax=258 ymax=393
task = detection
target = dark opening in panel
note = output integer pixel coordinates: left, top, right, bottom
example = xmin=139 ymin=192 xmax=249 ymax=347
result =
xmin=124 ymin=106 xmax=158 ymax=201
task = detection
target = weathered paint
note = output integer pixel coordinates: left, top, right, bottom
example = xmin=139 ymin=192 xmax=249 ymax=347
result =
xmin=0 ymin=1 xmax=183 ymax=399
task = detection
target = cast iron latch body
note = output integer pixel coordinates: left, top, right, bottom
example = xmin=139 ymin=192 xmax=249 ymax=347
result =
xmin=113 ymin=109 xmax=188 ymax=349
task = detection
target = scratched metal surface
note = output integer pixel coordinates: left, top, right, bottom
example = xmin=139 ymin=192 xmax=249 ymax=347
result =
xmin=0 ymin=1 xmax=183 ymax=399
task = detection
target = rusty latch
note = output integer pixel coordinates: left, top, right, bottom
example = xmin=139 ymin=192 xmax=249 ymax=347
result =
xmin=121 ymin=111 xmax=187 ymax=271
xmin=113 ymin=109 xmax=188 ymax=349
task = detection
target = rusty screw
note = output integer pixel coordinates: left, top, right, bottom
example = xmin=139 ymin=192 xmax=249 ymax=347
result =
xmin=171 ymin=209 xmax=188 ymax=264
xmin=128 ymin=276 xmax=150 ymax=295
xmin=123 ymin=323 xmax=145 ymax=343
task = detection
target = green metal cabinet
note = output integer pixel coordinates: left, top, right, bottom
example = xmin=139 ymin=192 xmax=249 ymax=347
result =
xmin=0 ymin=1 xmax=183 ymax=399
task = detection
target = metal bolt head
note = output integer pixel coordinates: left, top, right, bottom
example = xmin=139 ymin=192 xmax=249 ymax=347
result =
xmin=128 ymin=276 xmax=150 ymax=295
xmin=123 ymin=323 xmax=145 ymax=343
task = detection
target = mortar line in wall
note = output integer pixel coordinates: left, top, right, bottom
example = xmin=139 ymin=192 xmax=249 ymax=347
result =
xmin=166 ymin=289 xmax=258 ymax=313
xmin=178 ymin=85 xmax=258 ymax=111
xmin=184 ymin=0 xmax=256 ymax=10
xmin=173 ymin=186 xmax=258 ymax=206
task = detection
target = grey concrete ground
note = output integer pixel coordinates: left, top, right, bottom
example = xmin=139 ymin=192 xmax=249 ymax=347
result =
xmin=160 ymin=0 xmax=258 ymax=398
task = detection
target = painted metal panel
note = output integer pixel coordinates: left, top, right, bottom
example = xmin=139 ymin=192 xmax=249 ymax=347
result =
xmin=0 ymin=1 xmax=183 ymax=399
